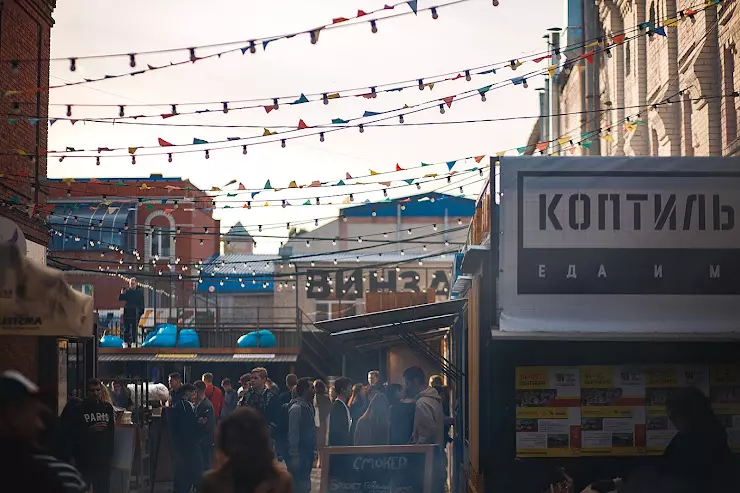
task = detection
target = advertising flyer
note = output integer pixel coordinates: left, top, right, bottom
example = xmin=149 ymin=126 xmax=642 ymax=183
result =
xmin=515 ymin=367 xmax=581 ymax=458
xmin=644 ymin=366 xmax=709 ymax=454
xmin=580 ymin=367 xmax=646 ymax=456
xmin=710 ymin=364 xmax=740 ymax=453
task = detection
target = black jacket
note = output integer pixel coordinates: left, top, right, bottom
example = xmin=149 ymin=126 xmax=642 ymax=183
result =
xmin=119 ymin=288 xmax=144 ymax=320
xmin=328 ymin=399 xmax=352 ymax=446
xmin=0 ymin=440 xmax=87 ymax=493
xmin=196 ymin=398 xmax=216 ymax=445
xmin=288 ymin=397 xmax=316 ymax=461
xmin=62 ymin=399 xmax=115 ymax=468
xmin=168 ymin=398 xmax=200 ymax=449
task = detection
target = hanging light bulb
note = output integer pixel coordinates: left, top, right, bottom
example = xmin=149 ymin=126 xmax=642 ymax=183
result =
xmin=418 ymin=79 xmax=424 ymax=90
xmin=431 ymin=7 xmax=438 ymax=19
xmin=416 ymin=183 xmax=421 ymax=190
xmin=458 ymin=218 xmax=463 ymax=225
xmin=332 ymin=238 xmax=337 ymax=246
xmin=273 ymin=98 xmax=279 ymax=110
xmin=96 ymin=157 xmax=100 ymax=166
xmin=383 ymin=189 xmax=388 ymax=197
xmin=119 ymin=106 xmax=125 ymax=117
xmin=465 ymin=70 xmax=471 ymax=81
xmin=372 ymin=209 xmax=377 ymax=217
xmin=316 ymin=197 xmax=320 ymax=205
xmin=69 ymin=58 xmax=77 ymax=71
xmin=481 ymin=92 xmax=487 ymax=102
xmin=523 ymin=79 xmax=529 ymax=89
xmin=171 ymin=104 xmax=178 ymax=114
xmin=258 ymin=225 xmax=262 ymax=232
xmin=349 ymin=194 xmax=354 ymax=202
xmin=359 ymin=124 xmax=364 ymax=133
xmin=66 ymin=105 xmax=72 ymax=117
xmin=168 ymin=153 xmax=173 ymax=163
xmin=128 ymin=53 xmax=136 ymax=67
xmin=242 ymin=145 xmax=248 ymax=155
xmin=358 ymin=236 xmax=363 ymax=243
xmin=322 ymin=93 xmax=329 ymax=105
xmin=399 ymin=114 xmax=404 ymax=123
xmin=314 ymin=218 xmax=319 ymax=226
xmin=10 ymin=60 xmax=20 ymax=74
xmin=249 ymin=40 xmax=256 ymax=53
xmin=281 ymin=139 xmax=286 ymax=148
xmin=439 ymin=104 xmax=445 ymax=114
xmin=205 ymin=150 xmax=210 ymax=159
xmin=370 ymin=20 xmax=378 ymax=33
xmin=189 ymin=48 xmax=197 ymax=62
xmin=319 ymin=132 xmax=325 ymax=142
xmin=306 ymin=240 xmax=311 ymax=247
xmin=131 ymin=155 xmax=136 ymax=165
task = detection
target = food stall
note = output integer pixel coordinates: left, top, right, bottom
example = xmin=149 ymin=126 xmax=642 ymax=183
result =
xmin=454 ymin=156 xmax=740 ymax=493
xmin=0 ymin=244 xmax=94 ymax=414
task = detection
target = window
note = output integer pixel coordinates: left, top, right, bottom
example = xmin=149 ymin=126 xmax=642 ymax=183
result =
xmin=70 ymin=284 xmax=94 ymax=297
xmin=315 ymin=303 xmax=329 ymax=322
xmin=313 ymin=302 xmax=357 ymax=321
xmin=625 ymin=43 xmax=631 ymax=76
xmin=151 ymin=226 xmax=172 ymax=258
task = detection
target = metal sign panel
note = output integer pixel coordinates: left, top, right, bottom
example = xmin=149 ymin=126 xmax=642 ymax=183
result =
xmin=499 ymin=156 xmax=740 ymax=333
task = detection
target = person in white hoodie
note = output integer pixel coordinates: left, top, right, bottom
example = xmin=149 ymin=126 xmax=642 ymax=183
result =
xmin=403 ymin=366 xmax=446 ymax=493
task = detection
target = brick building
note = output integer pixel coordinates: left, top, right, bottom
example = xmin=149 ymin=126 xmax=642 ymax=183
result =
xmin=46 ymin=174 xmax=221 ymax=325
xmin=541 ymin=0 xmax=740 ymax=157
xmin=0 ymin=0 xmax=57 ymax=382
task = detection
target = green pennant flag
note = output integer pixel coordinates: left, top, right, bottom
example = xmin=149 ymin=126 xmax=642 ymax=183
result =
xmin=224 ymin=205 xmax=232 ymax=209
xmin=404 ymin=179 xmax=414 ymax=185
xmin=421 ymin=162 xmax=432 ymax=167
xmin=146 ymin=204 xmax=155 ymax=210
xmin=335 ymin=180 xmax=345 ymax=186
xmin=292 ymin=93 xmax=309 ymax=104
xmin=516 ymin=147 xmax=527 ymax=155
xmin=227 ymin=193 xmax=237 ymax=197
xmin=10 ymin=195 xmax=21 ymax=204
xmin=384 ymin=198 xmax=392 ymax=202
xmin=581 ymin=141 xmax=593 ymax=149
xmin=264 ymin=180 xmax=272 ymax=189
xmin=331 ymin=118 xmax=349 ymax=124
xmin=115 ymin=180 xmax=125 ymax=187
xmin=303 ymin=200 xmax=311 ymax=205
xmin=193 ymin=138 xmax=208 ymax=145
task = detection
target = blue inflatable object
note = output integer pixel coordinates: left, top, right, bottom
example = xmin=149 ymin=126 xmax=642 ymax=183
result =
xmin=142 ymin=324 xmax=178 ymax=348
xmin=177 ymin=329 xmax=201 ymax=348
xmin=237 ymin=329 xmax=277 ymax=348
xmin=99 ymin=335 xmax=124 ymax=348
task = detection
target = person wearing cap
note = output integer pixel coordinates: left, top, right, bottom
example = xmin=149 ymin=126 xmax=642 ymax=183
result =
xmin=168 ymin=383 xmax=203 ymax=493
xmin=0 ymin=370 xmax=87 ymax=493
xmin=63 ymin=378 xmax=116 ymax=493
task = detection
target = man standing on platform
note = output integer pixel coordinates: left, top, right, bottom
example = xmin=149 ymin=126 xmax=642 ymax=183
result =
xmin=118 ymin=277 xmax=144 ymax=347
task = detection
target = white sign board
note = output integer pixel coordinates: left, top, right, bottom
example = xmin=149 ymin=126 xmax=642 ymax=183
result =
xmin=499 ymin=156 xmax=740 ymax=333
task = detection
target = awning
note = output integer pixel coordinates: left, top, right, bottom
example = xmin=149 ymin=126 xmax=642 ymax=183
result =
xmin=315 ymin=299 xmax=466 ymax=379
xmin=0 ymin=245 xmax=94 ymax=337
xmin=48 ymin=202 xmax=134 ymax=251
xmin=97 ymin=353 xmax=298 ymax=363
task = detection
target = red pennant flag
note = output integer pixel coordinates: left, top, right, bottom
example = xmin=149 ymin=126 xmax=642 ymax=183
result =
xmin=357 ymin=9 xmax=368 ymax=16
xmin=297 ymin=119 xmax=309 ymax=130
xmin=238 ymin=183 xmax=246 ymax=190
xmin=400 ymin=198 xmax=411 ymax=203
xmin=333 ymin=17 xmax=349 ymax=23
xmin=310 ymin=180 xmax=321 ymax=187
xmin=532 ymin=55 xmax=552 ymax=63
xmin=346 ymin=172 xmax=353 ymax=179
xmin=161 ymin=113 xmax=176 ymax=119
xmin=442 ymin=96 xmax=454 ymax=108
xmin=70 ymin=120 xmax=78 ymax=125
xmin=396 ymin=164 xmax=405 ymax=171
xmin=264 ymin=106 xmax=274 ymax=114
xmin=536 ymin=142 xmax=549 ymax=151
xmin=158 ymin=138 xmax=173 ymax=147
xmin=581 ymin=50 xmax=596 ymax=64
xmin=452 ymin=73 xmax=464 ymax=80
xmin=611 ymin=33 xmax=626 ymax=45
xmin=384 ymin=4 xmax=394 ymax=9
xmin=474 ymin=155 xmax=485 ymax=163
xmin=89 ymin=178 xmax=101 ymax=183
xmin=358 ymin=93 xmax=374 ymax=99
xmin=380 ymin=181 xmax=391 ymax=186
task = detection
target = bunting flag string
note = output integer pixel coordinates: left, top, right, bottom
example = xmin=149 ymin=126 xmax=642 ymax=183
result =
xmin=2 ymin=0 xmax=709 ymax=114
xmin=4 ymin=21 xmax=693 ymax=166
xmin=1 ymin=0 xmax=492 ymax=96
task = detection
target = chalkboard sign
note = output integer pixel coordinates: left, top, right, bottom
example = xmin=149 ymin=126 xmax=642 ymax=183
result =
xmin=321 ymin=445 xmax=435 ymax=493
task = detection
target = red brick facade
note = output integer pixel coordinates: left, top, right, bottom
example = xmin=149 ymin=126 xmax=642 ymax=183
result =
xmin=559 ymin=0 xmax=739 ymax=157
xmin=0 ymin=0 xmax=55 ymax=381
xmin=48 ymin=176 xmax=221 ymax=310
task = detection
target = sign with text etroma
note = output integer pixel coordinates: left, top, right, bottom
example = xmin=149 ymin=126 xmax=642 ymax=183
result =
xmin=499 ymin=156 xmax=740 ymax=333
xmin=320 ymin=445 xmax=434 ymax=493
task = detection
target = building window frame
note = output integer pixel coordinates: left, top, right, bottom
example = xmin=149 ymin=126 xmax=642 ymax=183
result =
xmin=144 ymin=210 xmax=176 ymax=261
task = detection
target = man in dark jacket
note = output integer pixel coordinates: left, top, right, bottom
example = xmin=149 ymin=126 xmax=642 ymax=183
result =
xmin=0 ymin=370 xmax=87 ymax=493
xmin=239 ymin=367 xmax=278 ymax=434
xmin=194 ymin=380 xmax=216 ymax=470
xmin=168 ymin=384 xmax=203 ymax=493
xmin=118 ymin=277 xmax=145 ymax=346
xmin=288 ymin=378 xmax=317 ymax=493
xmin=64 ymin=378 xmax=116 ymax=493
xmin=276 ymin=373 xmax=298 ymax=460
xmin=328 ymin=377 xmax=353 ymax=446
xmin=221 ymin=378 xmax=238 ymax=417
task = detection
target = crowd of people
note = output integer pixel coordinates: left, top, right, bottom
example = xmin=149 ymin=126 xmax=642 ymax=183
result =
xmin=164 ymin=366 xmax=452 ymax=493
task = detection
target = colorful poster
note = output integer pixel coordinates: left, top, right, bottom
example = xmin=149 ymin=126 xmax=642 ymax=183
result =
xmin=515 ymin=367 xmax=581 ymax=457
xmin=710 ymin=364 xmax=740 ymax=452
xmin=644 ymin=366 xmax=709 ymax=454
xmin=580 ymin=367 xmax=646 ymax=456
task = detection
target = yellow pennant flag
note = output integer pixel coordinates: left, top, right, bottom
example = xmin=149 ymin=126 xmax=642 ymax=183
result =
xmin=141 ymin=183 xmax=151 ymax=190
xmin=624 ymin=122 xmax=637 ymax=133
xmin=585 ymin=41 xmax=600 ymax=48
xmin=211 ymin=187 xmax=222 ymax=191
xmin=547 ymin=65 xmax=557 ymax=77
xmin=61 ymin=178 xmax=75 ymax=185
xmin=664 ymin=17 xmax=678 ymax=27
xmin=264 ymin=202 xmax=269 ymax=207
xmin=423 ymin=173 xmax=438 ymax=178
xmin=557 ymin=136 xmax=572 ymax=145
xmin=425 ymin=82 xmax=435 ymax=90
xmin=288 ymin=181 xmax=298 ymax=188
xmin=496 ymin=151 xmax=506 ymax=157
xmin=369 ymin=170 xmax=379 ymax=175
xmin=602 ymin=133 xmax=615 ymax=143
xmin=327 ymin=93 xmax=340 ymax=100
xmin=263 ymin=128 xmax=276 ymax=136
xmin=15 ymin=149 xmax=28 ymax=157
xmin=343 ymin=197 xmax=351 ymax=204
xmin=128 ymin=147 xmax=138 ymax=155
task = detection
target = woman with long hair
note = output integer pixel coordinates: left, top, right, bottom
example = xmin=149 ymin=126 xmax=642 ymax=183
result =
xmin=353 ymin=393 xmax=390 ymax=446
xmin=200 ymin=407 xmax=293 ymax=493
xmin=313 ymin=379 xmax=331 ymax=467
xmin=347 ymin=384 xmax=367 ymax=438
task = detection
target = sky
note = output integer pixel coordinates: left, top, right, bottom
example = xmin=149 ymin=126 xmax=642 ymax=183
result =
xmin=47 ymin=0 xmax=564 ymax=253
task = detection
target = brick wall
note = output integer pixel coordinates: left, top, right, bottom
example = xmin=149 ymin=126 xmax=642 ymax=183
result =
xmin=0 ymin=0 xmax=54 ymax=380
xmin=0 ymin=0 xmax=54 ymax=244
xmin=565 ymin=0 xmax=738 ymax=157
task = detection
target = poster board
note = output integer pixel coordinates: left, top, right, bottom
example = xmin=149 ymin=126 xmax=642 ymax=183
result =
xmin=320 ymin=445 xmax=434 ymax=493
xmin=515 ymin=364 xmax=740 ymax=458
xmin=499 ymin=156 xmax=740 ymax=333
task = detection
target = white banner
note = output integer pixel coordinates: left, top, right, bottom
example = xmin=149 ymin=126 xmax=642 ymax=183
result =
xmin=499 ymin=156 xmax=740 ymax=333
